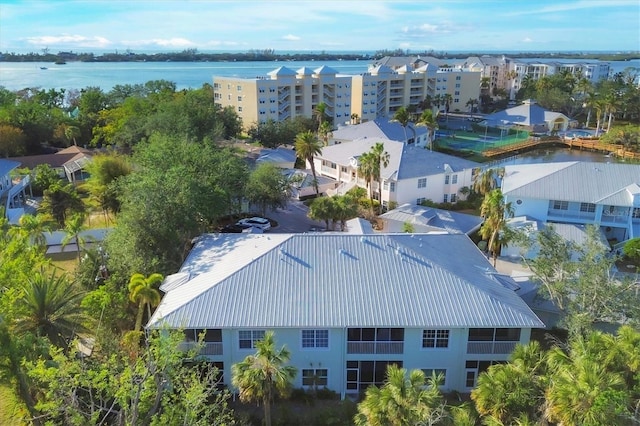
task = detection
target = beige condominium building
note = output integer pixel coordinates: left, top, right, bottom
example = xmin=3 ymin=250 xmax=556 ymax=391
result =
xmin=213 ymin=60 xmax=481 ymax=130
xmin=213 ymin=65 xmax=353 ymax=130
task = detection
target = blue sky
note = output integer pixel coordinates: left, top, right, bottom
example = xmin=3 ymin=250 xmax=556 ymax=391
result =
xmin=1 ymin=0 xmax=639 ymax=53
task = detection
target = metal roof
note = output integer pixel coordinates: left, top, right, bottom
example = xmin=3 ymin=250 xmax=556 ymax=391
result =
xmin=332 ymin=119 xmax=428 ymax=144
xmin=148 ymin=233 xmax=543 ymax=330
xmin=502 ymin=161 xmax=640 ymax=206
xmin=318 ymin=138 xmax=478 ymax=181
xmin=380 ymin=203 xmax=483 ymax=235
xmin=0 ymin=159 xmax=20 ymax=176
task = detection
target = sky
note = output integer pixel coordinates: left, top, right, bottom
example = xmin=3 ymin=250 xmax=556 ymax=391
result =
xmin=1 ymin=0 xmax=639 ymax=54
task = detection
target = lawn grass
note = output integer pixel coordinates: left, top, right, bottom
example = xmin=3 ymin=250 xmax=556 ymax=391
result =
xmin=46 ymin=251 xmax=79 ymax=276
xmin=0 ymin=381 xmax=28 ymax=426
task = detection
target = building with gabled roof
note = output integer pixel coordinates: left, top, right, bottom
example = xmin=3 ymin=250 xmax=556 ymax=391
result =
xmin=330 ymin=118 xmax=429 ymax=147
xmin=315 ymin=138 xmax=479 ymax=210
xmin=148 ymin=232 xmax=544 ymax=396
xmin=502 ymin=161 xmax=640 ymax=243
xmin=483 ymin=99 xmax=570 ymax=133
xmin=378 ymin=203 xmax=483 ymax=235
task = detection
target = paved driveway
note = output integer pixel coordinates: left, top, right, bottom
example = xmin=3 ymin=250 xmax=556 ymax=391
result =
xmin=267 ymin=200 xmax=326 ymax=233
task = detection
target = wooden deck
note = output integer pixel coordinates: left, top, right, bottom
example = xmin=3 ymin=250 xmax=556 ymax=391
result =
xmin=482 ymin=137 xmax=640 ymax=160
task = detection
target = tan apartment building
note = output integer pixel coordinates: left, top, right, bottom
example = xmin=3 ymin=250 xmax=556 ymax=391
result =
xmin=213 ymin=65 xmax=353 ymax=130
xmin=213 ymin=59 xmax=480 ymax=130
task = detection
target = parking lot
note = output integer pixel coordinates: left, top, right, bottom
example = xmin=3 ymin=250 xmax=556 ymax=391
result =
xmin=267 ymin=200 xmax=326 ymax=233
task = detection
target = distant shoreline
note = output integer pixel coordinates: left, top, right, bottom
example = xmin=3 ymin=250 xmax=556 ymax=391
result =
xmin=1 ymin=50 xmax=639 ymax=63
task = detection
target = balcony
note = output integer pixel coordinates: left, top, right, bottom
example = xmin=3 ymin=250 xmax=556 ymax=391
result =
xmin=179 ymin=341 xmax=223 ymax=356
xmin=547 ymin=209 xmax=596 ymax=223
xmin=467 ymin=341 xmax=517 ymax=354
xmin=347 ymin=342 xmax=404 ymax=354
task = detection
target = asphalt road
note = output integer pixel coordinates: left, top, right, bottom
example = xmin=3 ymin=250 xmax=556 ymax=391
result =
xmin=267 ymin=200 xmax=327 ymax=233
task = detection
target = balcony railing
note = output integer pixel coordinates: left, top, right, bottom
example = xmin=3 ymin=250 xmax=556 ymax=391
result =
xmin=467 ymin=341 xmax=517 ymax=354
xmin=347 ymin=341 xmax=404 ymax=354
xmin=179 ymin=341 xmax=223 ymax=356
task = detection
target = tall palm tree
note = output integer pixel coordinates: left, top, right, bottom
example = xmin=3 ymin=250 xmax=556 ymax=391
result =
xmin=357 ymin=151 xmax=377 ymax=210
xmin=442 ymin=93 xmax=453 ymax=121
xmin=61 ymin=213 xmax=89 ymax=263
xmin=465 ymin=98 xmax=478 ymax=118
xmin=354 ymin=365 xmax=445 ymax=426
xmin=294 ymin=130 xmax=323 ymax=195
xmin=392 ymin=106 xmax=411 ymax=143
xmin=15 ymin=269 xmax=87 ymax=348
xmin=127 ymin=273 xmax=163 ymax=332
xmin=370 ymin=142 xmax=390 ymax=204
xmin=232 ymin=331 xmax=297 ymax=426
xmin=64 ymin=125 xmax=81 ymax=146
xmin=472 ymin=167 xmax=500 ymax=196
xmin=594 ymin=98 xmax=606 ymax=136
xmin=417 ymin=109 xmax=438 ymax=151
xmin=479 ymin=189 xmax=514 ymax=267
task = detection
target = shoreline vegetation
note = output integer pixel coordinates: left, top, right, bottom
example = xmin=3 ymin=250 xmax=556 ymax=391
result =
xmin=1 ymin=48 xmax=639 ymax=63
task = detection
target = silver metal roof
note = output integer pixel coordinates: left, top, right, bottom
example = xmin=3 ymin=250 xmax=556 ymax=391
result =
xmin=332 ymin=119 xmax=428 ymax=144
xmin=148 ymin=233 xmax=543 ymax=330
xmin=380 ymin=203 xmax=483 ymax=235
xmin=319 ymin=138 xmax=478 ymax=181
xmin=502 ymin=161 xmax=640 ymax=206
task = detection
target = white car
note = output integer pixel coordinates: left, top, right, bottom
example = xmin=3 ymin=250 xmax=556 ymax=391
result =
xmin=236 ymin=217 xmax=271 ymax=231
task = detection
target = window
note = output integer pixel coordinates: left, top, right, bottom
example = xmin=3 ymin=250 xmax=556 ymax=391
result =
xmin=239 ymin=330 xmax=265 ymax=349
xmin=417 ymin=197 xmax=426 ymax=205
xmin=456 ymin=75 xmax=461 ymax=80
xmin=422 ymin=369 xmax=446 ymax=385
xmin=552 ymin=200 xmax=569 ymax=210
xmin=443 ymin=194 xmax=448 ymax=203
xmin=418 ymin=178 xmax=427 ymax=188
xmin=452 ymin=174 xmax=458 ymax=184
xmin=237 ymin=106 xmax=242 ymax=112
xmin=451 ymin=193 xmax=457 ymax=203
xmin=237 ymin=85 xmax=242 ymax=91
xmin=340 ymin=166 xmax=347 ymax=173
xmin=383 ymin=181 xmax=389 ymax=190
xmin=302 ymin=369 xmax=328 ymax=386
xmin=454 ymin=91 xmax=460 ymax=96
xmin=422 ymin=329 xmax=449 ymax=348
xmin=445 ymin=175 xmax=450 ymax=184
xmin=580 ymin=202 xmax=596 ymax=213
xmin=390 ymin=182 xmax=396 ymax=192
xmin=347 ymin=328 xmax=404 ymax=342
xmin=455 ymin=83 xmax=461 ymax=88
xmin=301 ymin=329 xmax=328 ymax=348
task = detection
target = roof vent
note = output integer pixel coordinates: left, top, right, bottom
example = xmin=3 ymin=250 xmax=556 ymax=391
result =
xmin=395 ymin=247 xmax=402 ymax=256
xmin=360 ymin=236 xmax=367 ymax=243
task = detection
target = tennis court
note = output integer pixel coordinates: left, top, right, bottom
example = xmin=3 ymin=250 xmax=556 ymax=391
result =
xmin=437 ymin=129 xmax=529 ymax=154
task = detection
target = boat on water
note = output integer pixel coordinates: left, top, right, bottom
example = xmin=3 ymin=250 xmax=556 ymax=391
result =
xmin=54 ymin=59 xmax=66 ymax=65
xmin=39 ymin=66 xmax=48 ymax=70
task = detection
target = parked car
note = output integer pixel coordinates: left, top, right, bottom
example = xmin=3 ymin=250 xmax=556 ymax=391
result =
xmin=220 ymin=223 xmax=252 ymax=233
xmin=236 ymin=217 xmax=271 ymax=231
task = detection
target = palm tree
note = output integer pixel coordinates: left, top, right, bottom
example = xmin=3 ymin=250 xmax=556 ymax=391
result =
xmin=471 ymin=341 xmax=546 ymax=424
xmin=61 ymin=213 xmax=89 ymax=263
xmin=332 ymin=195 xmax=359 ymax=231
xmin=127 ymin=273 xmax=163 ymax=332
xmin=392 ymin=106 xmax=411 ymax=143
xmin=313 ymin=102 xmax=327 ymax=127
xmin=308 ymin=196 xmax=334 ymax=230
xmin=18 ymin=213 xmax=51 ymax=249
xmin=64 ymin=125 xmax=81 ymax=146
xmin=433 ymin=94 xmax=443 ymax=115
xmin=370 ymin=142 xmax=390 ymax=204
xmin=294 ymin=130 xmax=323 ymax=195
xmin=465 ymin=98 xmax=478 ymax=118
xmin=357 ymin=151 xmax=377 ymax=210
xmin=594 ymin=98 xmax=606 ymax=136
xmin=417 ymin=109 xmax=438 ymax=151
xmin=15 ymin=269 xmax=87 ymax=348
xmin=479 ymin=189 xmax=514 ymax=267
xmin=472 ymin=167 xmax=500 ymax=196
xmin=232 ymin=331 xmax=297 ymax=426
xmin=318 ymin=120 xmax=333 ymax=146
xmin=354 ymin=365 xmax=445 ymax=426
xmin=443 ymin=93 xmax=453 ymax=122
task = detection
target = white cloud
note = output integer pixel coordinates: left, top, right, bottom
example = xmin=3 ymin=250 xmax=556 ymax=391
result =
xmin=282 ymin=34 xmax=301 ymax=41
xmin=24 ymin=34 xmax=112 ymax=48
xmin=522 ymin=37 xmax=533 ymax=43
xmin=125 ymin=38 xmax=196 ymax=48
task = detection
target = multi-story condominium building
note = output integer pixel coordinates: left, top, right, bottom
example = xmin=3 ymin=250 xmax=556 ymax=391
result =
xmin=213 ymin=59 xmax=480 ymax=129
xmin=507 ymin=60 xmax=611 ymax=100
xmin=148 ymin=232 xmax=544 ymax=397
xmin=502 ymin=161 xmax=640 ymax=243
xmin=463 ymin=55 xmax=514 ymax=100
xmin=213 ymin=65 xmax=353 ymax=130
